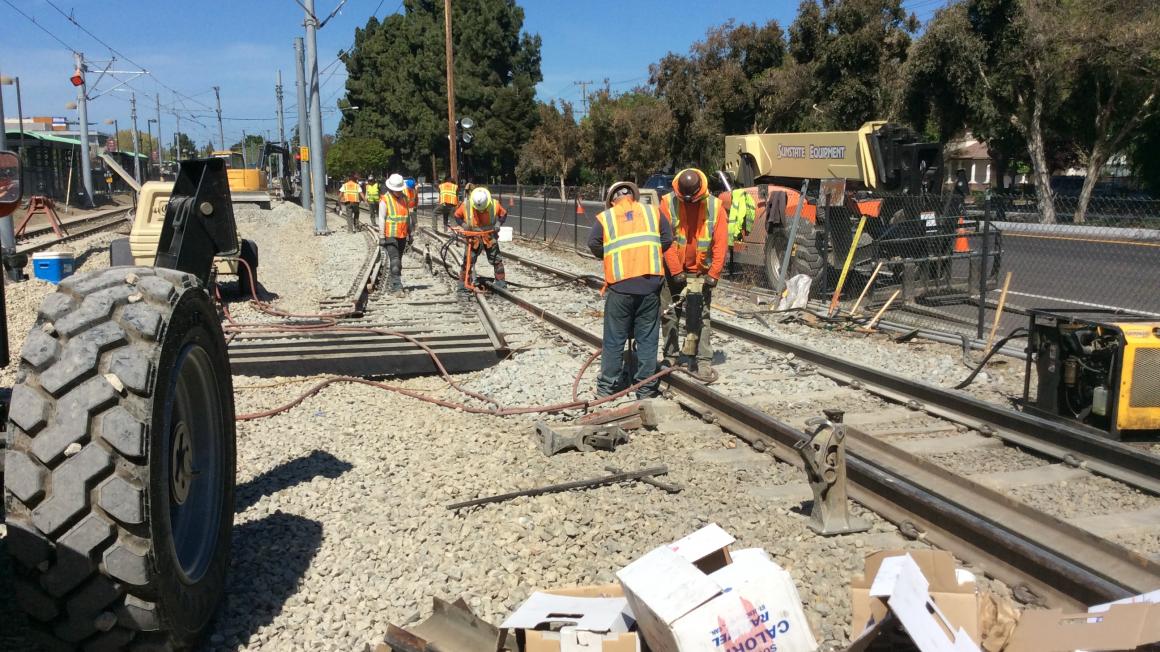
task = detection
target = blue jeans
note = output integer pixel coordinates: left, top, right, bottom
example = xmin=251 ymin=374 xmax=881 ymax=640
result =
xmin=598 ymin=290 xmax=661 ymax=399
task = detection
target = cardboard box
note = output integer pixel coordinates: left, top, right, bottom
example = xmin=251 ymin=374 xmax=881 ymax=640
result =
xmin=616 ymin=524 xmax=817 ymax=652
xmin=851 ymin=551 xmax=980 ymax=644
xmin=503 ymin=584 xmax=640 ymax=652
xmin=1006 ymin=590 xmax=1160 ymax=652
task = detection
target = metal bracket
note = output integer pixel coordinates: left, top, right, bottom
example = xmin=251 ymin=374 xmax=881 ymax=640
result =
xmin=536 ymin=421 xmax=628 ymax=457
xmin=795 ymin=409 xmax=870 ymax=536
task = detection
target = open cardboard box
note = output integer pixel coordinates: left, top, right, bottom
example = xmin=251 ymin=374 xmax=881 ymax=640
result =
xmin=851 ymin=550 xmax=981 ymax=645
xmin=503 ymin=584 xmax=640 ymax=652
xmin=615 ymin=523 xmax=817 ymax=652
xmin=1007 ymin=589 xmax=1160 ymax=652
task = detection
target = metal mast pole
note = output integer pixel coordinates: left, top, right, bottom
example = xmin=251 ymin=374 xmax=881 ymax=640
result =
xmin=155 ymin=95 xmax=163 ymax=171
xmin=294 ymin=37 xmax=312 ymax=211
xmin=213 ymin=86 xmax=225 ymax=152
xmin=444 ymin=0 xmax=457 ymax=183
xmin=0 ymin=65 xmax=12 ymax=258
xmin=75 ymin=52 xmax=95 ymax=207
xmin=304 ymin=0 xmax=327 ymax=234
xmin=130 ymin=93 xmax=142 ymax=183
xmin=276 ymin=70 xmax=286 ymax=146
xmin=174 ymin=107 xmax=181 ymax=160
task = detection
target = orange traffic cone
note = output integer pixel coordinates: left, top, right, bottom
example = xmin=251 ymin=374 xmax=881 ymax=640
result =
xmin=954 ymin=216 xmax=970 ymax=253
xmin=507 ymin=195 xmax=515 ymax=207
xmin=575 ymin=200 xmax=585 ymax=215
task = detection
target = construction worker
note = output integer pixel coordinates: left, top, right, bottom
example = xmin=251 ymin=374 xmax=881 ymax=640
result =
xmin=588 ymin=182 xmax=673 ymax=399
xmin=364 ymin=175 xmax=381 ymax=229
xmin=340 ymin=173 xmax=362 ymax=233
xmin=404 ymin=177 xmax=419 ymax=210
xmin=454 ymin=186 xmax=508 ymax=290
xmin=379 ymin=173 xmax=414 ymax=294
xmin=720 ymin=187 xmax=756 ymax=276
xmin=658 ymin=168 xmax=729 ymax=378
xmin=438 ymin=175 xmax=458 ymax=230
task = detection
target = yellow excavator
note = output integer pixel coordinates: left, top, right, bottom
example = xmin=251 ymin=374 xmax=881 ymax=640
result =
xmin=721 ymin=121 xmax=1001 ymax=300
xmin=211 ymin=149 xmax=272 ymax=209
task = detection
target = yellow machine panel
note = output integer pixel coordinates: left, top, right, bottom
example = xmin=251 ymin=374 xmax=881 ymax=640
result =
xmin=723 ymin=121 xmax=885 ymax=188
xmin=1115 ymin=322 xmax=1160 ymax=432
xmin=130 ymin=181 xmax=240 ymax=275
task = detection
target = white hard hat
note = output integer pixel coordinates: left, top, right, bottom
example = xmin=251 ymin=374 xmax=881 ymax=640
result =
xmin=386 ymin=173 xmax=405 ymax=192
xmin=471 ymin=187 xmax=491 ymax=210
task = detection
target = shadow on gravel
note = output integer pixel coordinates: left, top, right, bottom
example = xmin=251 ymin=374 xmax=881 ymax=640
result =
xmin=217 ymin=512 xmax=323 ymax=649
xmin=235 ymin=449 xmax=353 ymax=513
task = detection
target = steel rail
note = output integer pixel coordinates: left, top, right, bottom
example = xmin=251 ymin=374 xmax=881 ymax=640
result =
xmin=493 ymin=248 xmax=1160 ymax=495
xmin=16 ymin=212 xmax=131 ymax=257
xmin=14 ymin=206 xmax=130 ymax=244
xmin=478 ymin=275 xmax=1160 ymax=609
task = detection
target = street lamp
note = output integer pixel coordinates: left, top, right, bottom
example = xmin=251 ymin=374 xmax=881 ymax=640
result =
xmin=0 ymin=75 xmax=26 ymax=190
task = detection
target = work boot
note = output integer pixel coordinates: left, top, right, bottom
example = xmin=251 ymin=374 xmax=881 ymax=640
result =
xmin=661 ymin=356 xmax=678 ymax=368
xmin=491 ymin=279 xmax=508 ymax=291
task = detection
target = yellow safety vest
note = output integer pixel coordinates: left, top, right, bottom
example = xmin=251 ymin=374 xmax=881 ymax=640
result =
xmin=365 ymin=182 xmax=380 ymax=202
xmin=439 ymin=182 xmax=458 ymax=205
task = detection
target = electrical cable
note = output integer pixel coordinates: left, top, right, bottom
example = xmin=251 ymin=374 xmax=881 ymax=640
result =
xmin=953 ymin=328 xmax=1028 ymax=390
xmin=0 ymin=0 xmax=80 ymax=52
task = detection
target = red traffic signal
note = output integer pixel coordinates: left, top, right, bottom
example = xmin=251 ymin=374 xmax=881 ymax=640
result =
xmin=70 ymin=69 xmax=84 ymax=86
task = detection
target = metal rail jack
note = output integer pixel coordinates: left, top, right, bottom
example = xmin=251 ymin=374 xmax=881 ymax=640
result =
xmin=795 ymin=409 xmax=870 ymax=536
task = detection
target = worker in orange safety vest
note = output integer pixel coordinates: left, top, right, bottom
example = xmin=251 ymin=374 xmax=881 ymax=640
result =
xmin=438 ymin=175 xmax=458 ymax=230
xmin=588 ymin=181 xmax=673 ymax=399
xmin=454 ymin=186 xmax=508 ymax=291
xmin=658 ymin=168 xmax=729 ymax=377
xmin=379 ymin=173 xmax=414 ymax=294
xmin=340 ymin=174 xmax=362 ymax=233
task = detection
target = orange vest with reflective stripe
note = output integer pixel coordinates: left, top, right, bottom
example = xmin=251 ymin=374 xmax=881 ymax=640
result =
xmin=381 ymin=193 xmax=410 ymax=239
xmin=439 ymin=182 xmax=458 ymax=205
xmin=463 ymin=201 xmax=500 ymax=230
xmin=341 ymin=181 xmax=361 ymax=202
xmin=596 ymin=200 xmax=663 ymax=284
xmin=662 ymin=193 xmax=719 ymax=272
xmin=404 ymin=186 xmax=418 ymax=209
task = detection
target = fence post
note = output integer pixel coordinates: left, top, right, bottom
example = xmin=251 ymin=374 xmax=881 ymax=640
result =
xmin=573 ymin=190 xmax=579 ymax=251
xmin=519 ymin=187 xmax=524 ymax=238
xmin=542 ymin=192 xmax=548 ymax=242
xmin=977 ymin=195 xmax=991 ymax=340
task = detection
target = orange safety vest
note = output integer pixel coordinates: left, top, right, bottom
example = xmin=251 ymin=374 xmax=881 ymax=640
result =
xmin=404 ymin=186 xmax=418 ymax=209
xmin=462 ymin=200 xmax=500 ymax=230
xmin=439 ymin=182 xmax=458 ymax=205
xmin=381 ymin=193 xmax=410 ymax=239
xmin=596 ymin=200 xmax=663 ymax=284
xmin=662 ymin=193 xmax=719 ymax=272
xmin=341 ymin=180 xmax=361 ymax=202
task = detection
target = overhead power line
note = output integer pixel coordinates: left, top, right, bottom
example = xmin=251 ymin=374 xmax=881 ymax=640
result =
xmin=0 ymin=0 xmax=80 ymax=52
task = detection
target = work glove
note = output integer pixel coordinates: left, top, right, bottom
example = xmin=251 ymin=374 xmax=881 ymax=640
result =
xmin=703 ymin=275 xmax=718 ymax=288
xmin=670 ymin=272 xmax=687 ymax=292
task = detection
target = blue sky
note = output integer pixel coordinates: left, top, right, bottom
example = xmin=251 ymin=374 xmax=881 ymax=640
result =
xmin=0 ymin=0 xmax=946 ymax=149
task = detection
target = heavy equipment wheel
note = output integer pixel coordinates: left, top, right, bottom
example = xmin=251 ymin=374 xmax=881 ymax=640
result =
xmin=237 ymin=239 xmax=259 ymax=299
xmin=108 ymin=238 xmax=133 ymax=267
xmin=4 ymin=266 xmax=236 ymax=650
xmin=764 ymin=219 xmax=826 ymax=291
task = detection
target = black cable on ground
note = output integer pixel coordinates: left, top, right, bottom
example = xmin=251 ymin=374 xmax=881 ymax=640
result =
xmin=953 ymin=328 xmax=1028 ymax=390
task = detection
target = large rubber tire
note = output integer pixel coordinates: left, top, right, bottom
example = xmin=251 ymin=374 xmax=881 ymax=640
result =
xmin=764 ymin=219 xmax=826 ymax=291
xmin=4 ymin=267 xmax=236 ymax=650
xmin=238 ymin=239 xmax=259 ymax=299
xmin=108 ymin=238 xmax=133 ymax=268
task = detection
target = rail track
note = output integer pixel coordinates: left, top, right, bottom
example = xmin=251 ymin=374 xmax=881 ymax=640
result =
xmin=421 ymin=226 xmax=1160 ymax=610
xmin=14 ymin=208 xmax=131 ymax=256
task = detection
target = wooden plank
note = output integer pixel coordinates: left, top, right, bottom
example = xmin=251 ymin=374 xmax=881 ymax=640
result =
xmin=969 ymin=464 xmax=1089 ymax=490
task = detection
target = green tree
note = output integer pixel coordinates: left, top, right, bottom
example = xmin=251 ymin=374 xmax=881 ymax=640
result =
xmin=229 ymin=134 xmax=267 ymax=169
xmin=515 ymin=101 xmax=580 ymax=195
xmin=113 ymin=129 xmax=158 ymax=158
xmin=326 ymin=137 xmax=393 ymax=178
xmin=582 ymin=90 xmax=674 ymax=183
xmin=166 ymin=132 xmax=197 ymax=160
xmin=338 ymin=0 xmax=541 ymax=180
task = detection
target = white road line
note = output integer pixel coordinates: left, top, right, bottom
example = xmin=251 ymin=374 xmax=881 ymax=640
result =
xmin=992 ymin=289 xmax=1160 ymax=317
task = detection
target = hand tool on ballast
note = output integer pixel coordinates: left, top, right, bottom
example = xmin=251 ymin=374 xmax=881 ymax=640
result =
xmin=446 ymin=466 xmax=671 ymax=510
xmin=604 ymin=466 xmax=682 ymax=494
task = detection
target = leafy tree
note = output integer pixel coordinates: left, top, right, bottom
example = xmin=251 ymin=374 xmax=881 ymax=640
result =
xmin=516 ymin=101 xmax=580 ymax=195
xmin=229 ymin=134 xmax=267 ymax=169
xmin=338 ymin=0 xmax=541 ymax=181
xmin=582 ymin=90 xmax=674 ymax=183
xmin=326 ymin=137 xmax=392 ymax=178
xmin=112 ymin=129 xmax=157 ymax=158
xmin=166 ymin=132 xmax=197 ymax=160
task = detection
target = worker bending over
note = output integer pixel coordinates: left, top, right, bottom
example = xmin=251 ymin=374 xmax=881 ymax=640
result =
xmin=340 ymin=174 xmax=362 ymax=233
xmin=659 ymin=168 xmax=728 ymax=377
xmin=454 ymin=186 xmax=508 ymax=291
xmin=438 ymin=175 xmax=458 ymax=230
xmin=379 ymin=173 xmax=415 ymax=295
xmin=589 ymin=181 xmax=673 ymax=399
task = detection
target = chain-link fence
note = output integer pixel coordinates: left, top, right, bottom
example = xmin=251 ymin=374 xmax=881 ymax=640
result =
xmin=415 ymin=183 xmax=1160 ymax=344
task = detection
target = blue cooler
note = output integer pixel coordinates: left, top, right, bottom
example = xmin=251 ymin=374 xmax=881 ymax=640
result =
xmin=32 ymin=251 xmax=76 ymax=283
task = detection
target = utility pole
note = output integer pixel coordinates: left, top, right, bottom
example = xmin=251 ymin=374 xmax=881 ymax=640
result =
xmin=0 ymin=64 xmax=11 ymax=261
xmin=573 ymin=80 xmax=594 ymax=116
xmin=130 ymin=93 xmax=142 ymax=184
xmin=444 ymin=0 xmax=457 ymax=183
xmin=276 ymin=70 xmax=286 ymax=146
xmin=304 ymin=0 xmax=327 ymax=234
xmin=75 ymin=52 xmax=95 ymax=207
xmin=155 ymin=94 xmax=163 ymax=172
xmin=294 ymin=37 xmax=312 ymax=211
xmin=174 ymin=105 xmax=181 ymax=160
xmin=213 ymin=86 xmax=225 ymax=152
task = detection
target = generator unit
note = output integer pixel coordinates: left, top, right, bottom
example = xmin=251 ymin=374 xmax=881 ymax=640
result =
xmin=1023 ymin=309 xmax=1160 ymax=439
